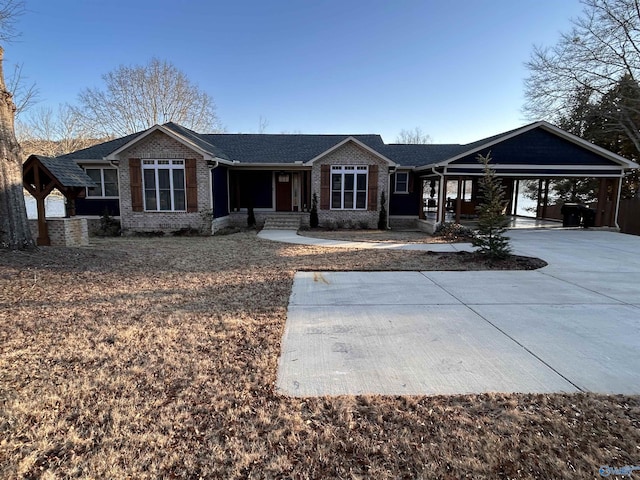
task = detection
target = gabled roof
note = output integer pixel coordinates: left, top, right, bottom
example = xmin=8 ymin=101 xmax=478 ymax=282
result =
xmin=59 ymin=132 xmax=140 ymax=161
xmin=382 ymin=144 xmax=468 ymax=167
xmin=305 ymin=136 xmax=396 ymax=166
xmin=26 ymin=155 xmax=96 ymax=187
xmin=199 ymin=133 xmax=387 ymax=164
xmin=417 ymin=121 xmax=637 ymax=171
xmin=103 ymin=123 xmax=230 ymax=162
xmin=47 ymin=120 xmax=636 ymax=172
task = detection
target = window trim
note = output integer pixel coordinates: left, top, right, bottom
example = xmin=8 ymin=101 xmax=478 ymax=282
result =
xmin=330 ymin=165 xmax=368 ymax=210
xmin=85 ymin=167 xmax=119 ymax=199
xmin=394 ymin=171 xmax=409 ymax=194
xmin=142 ymin=159 xmax=187 ymax=212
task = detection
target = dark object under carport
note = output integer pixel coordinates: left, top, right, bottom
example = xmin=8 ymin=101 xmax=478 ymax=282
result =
xmin=581 ymin=206 xmax=596 ymax=228
xmin=561 ymin=203 xmax=582 ymax=227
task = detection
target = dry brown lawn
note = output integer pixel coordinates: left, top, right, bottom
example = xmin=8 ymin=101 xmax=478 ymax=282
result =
xmin=0 ymin=232 xmax=638 ymax=479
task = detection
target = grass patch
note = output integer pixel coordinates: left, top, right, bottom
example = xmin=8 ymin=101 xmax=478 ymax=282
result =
xmin=0 ymin=232 xmax=637 ymax=479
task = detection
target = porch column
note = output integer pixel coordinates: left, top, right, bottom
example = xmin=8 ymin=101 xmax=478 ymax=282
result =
xmin=542 ymin=179 xmax=550 ymax=219
xmin=438 ymin=176 xmax=447 ymax=224
xmin=595 ymin=178 xmax=608 ymax=227
xmin=33 ymin=164 xmax=51 ymax=246
xmin=455 ymin=177 xmax=462 ymax=224
xmin=536 ymin=179 xmax=543 ymax=218
xmin=513 ymin=180 xmax=519 ymax=216
xmin=418 ymin=178 xmax=425 ymax=220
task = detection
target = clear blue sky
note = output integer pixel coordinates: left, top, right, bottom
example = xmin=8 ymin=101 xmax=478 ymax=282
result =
xmin=8 ymin=0 xmax=582 ymax=144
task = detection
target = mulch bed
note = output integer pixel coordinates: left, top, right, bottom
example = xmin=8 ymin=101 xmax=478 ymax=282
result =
xmin=0 ymin=232 xmax=636 ymax=479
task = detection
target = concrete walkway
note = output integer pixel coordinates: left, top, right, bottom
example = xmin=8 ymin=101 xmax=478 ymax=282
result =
xmin=276 ymin=229 xmax=640 ymax=396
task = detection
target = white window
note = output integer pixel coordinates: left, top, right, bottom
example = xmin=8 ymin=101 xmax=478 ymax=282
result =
xmin=85 ymin=167 xmax=119 ymax=197
xmin=330 ymin=165 xmax=368 ymax=210
xmin=142 ymin=160 xmax=186 ymax=211
xmin=395 ymin=172 xmax=409 ymax=193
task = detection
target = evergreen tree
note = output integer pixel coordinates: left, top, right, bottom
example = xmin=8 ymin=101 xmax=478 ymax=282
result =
xmin=377 ymin=191 xmax=388 ymax=230
xmin=310 ymin=192 xmax=319 ymax=228
xmin=472 ymin=153 xmax=511 ymax=259
xmin=247 ymin=204 xmax=256 ymax=228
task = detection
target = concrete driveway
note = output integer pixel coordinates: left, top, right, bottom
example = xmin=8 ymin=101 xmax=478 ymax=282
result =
xmin=276 ymin=229 xmax=640 ymax=396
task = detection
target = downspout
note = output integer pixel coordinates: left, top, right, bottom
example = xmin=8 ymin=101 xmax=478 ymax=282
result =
xmin=431 ymin=166 xmax=445 ymax=225
xmin=387 ymin=166 xmax=394 ymax=229
xmin=207 ymin=160 xmax=219 ymax=235
xmin=614 ymin=172 xmax=624 ymax=230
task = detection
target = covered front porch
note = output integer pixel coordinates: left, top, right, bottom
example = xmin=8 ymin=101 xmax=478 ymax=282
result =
xmin=229 ymin=167 xmax=312 ymax=213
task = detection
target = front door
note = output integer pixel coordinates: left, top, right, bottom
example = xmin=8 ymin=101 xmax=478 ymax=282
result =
xmin=276 ymin=173 xmax=292 ymax=211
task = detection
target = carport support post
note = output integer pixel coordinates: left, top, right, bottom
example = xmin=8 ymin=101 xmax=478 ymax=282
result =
xmin=595 ymin=178 xmax=608 ymax=227
xmin=536 ymin=179 xmax=543 ymax=218
xmin=455 ymin=177 xmax=462 ymax=223
xmin=418 ymin=178 xmax=425 ymax=220
xmin=542 ymin=179 xmax=550 ymax=219
xmin=436 ymin=176 xmax=446 ymax=224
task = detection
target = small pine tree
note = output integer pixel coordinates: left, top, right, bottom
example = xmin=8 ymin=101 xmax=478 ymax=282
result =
xmin=310 ymin=193 xmax=319 ymax=228
xmin=472 ymin=153 xmax=512 ymax=259
xmin=377 ymin=191 xmax=388 ymax=230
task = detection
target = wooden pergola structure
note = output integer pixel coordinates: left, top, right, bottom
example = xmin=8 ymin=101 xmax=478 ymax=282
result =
xmin=23 ymin=155 xmax=96 ymax=245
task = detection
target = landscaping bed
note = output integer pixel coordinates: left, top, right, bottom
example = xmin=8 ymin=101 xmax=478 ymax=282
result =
xmin=0 ymin=232 xmax=637 ymax=479
xmin=300 ymin=228 xmax=460 ymax=244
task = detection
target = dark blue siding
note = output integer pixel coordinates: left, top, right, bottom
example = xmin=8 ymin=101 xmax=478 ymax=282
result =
xmin=450 ymin=129 xmax=618 ymax=167
xmin=75 ymin=198 xmax=120 ymax=216
xmin=389 ymin=172 xmax=419 ymax=216
xmin=212 ymin=166 xmax=229 ymax=217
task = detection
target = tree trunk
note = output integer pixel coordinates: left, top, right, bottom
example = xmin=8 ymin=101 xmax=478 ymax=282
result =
xmin=0 ymin=46 xmax=34 ymax=249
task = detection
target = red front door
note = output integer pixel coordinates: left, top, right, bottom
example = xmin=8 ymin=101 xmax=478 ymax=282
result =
xmin=276 ymin=173 xmax=292 ymax=211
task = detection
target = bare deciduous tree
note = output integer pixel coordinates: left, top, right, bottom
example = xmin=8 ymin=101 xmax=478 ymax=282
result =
xmin=74 ymin=58 xmax=221 ymax=137
xmin=7 ymin=62 xmax=38 ymax=116
xmin=395 ymin=127 xmax=432 ymax=144
xmin=16 ymin=104 xmax=108 ymax=157
xmin=524 ymin=0 xmax=640 ymax=154
xmin=0 ymin=0 xmax=24 ymax=42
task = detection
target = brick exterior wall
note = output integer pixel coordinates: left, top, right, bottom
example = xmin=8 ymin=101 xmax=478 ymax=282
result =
xmin=117 ymin=131 xmax=212 ymax=233
xmin=28 ymin=218 xmax=90 ymax=246
xmin=311 ymin=142 xmax=390 ymax=229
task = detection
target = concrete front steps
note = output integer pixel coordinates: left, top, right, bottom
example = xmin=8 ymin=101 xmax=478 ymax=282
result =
xmin=263 ymin=214 xmax=303 ymax=230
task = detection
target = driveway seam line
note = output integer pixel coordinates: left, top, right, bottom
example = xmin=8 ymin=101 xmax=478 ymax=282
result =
xmin=465 ymin=304 xmax=584 ymax=393
xmin=538 ymin=270 xmax=630 ymax=306
xmin=420 ymin=271 xmax=584 ymax=392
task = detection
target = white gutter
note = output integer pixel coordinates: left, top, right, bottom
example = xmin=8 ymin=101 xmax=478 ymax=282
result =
xmin=431 ymin=166 xmax=445 ymax=224
xmin=207 ymin=160 xmax=219 ymax=235
xmin=614 ymin=172 xmax=624 ymax=230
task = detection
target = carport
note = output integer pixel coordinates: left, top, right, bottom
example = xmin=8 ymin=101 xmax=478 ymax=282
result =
xmin=415 ymin=122 xmax=636 ymax=232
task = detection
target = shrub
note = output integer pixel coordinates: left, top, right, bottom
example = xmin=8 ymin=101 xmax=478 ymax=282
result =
xmin=213 ymin=226 xmax=241 ymax=236
xmin=434 ymin=222 xmax=475 ymax=241
xmin=358 ymin=220 xmax=370 ymax=229
xmin=310 ymin=193 xmax=319 ymax=228
xmin=324 ymin=219 xmax=337 ymax=230
xmin=96 ymin=209 xmax=121 ymax=237
xmin=171 ymin=227 xmax=202 ymax=236
xmin=247 ymin=205 xmax=256 ymax=228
